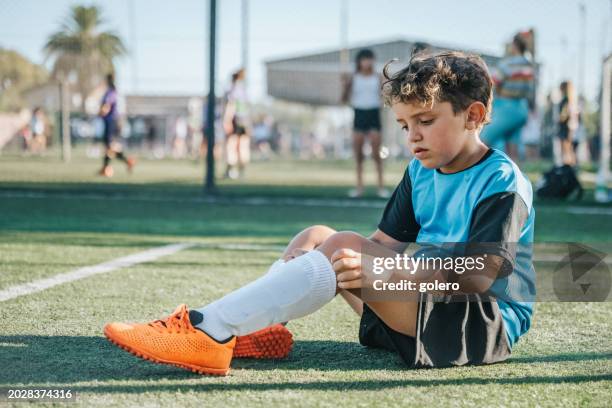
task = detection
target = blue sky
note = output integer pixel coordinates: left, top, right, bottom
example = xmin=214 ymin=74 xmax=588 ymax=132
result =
xmin=1 ymin=0 xmax=611 ymax=103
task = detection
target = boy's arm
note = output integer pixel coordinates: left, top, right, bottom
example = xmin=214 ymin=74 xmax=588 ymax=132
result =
xmin=439 ymin=191 xmax=530 ymax=295
xmin=369 ymin=229 xmax=410 ymax=254
xmin=466 ymin=191 xmax=529 ymax=277
xmin=376 ymin=165 xmax=420 ymax=244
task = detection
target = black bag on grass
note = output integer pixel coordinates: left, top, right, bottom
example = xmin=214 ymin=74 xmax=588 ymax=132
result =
xmin=536 ymin=165 xmax=583 ymax=200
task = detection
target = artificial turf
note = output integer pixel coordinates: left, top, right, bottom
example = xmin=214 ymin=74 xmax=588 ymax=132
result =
xmin=0 ymin=153 xmax=611 ymax=407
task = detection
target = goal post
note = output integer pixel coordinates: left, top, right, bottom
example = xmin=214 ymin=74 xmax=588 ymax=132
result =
xmin=595 ymin=54 xmax=612 ymax=203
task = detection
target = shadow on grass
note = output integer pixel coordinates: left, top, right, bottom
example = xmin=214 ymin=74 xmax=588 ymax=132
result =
xmin=510 ymin=353 xmax=612 ymax=364
xmin=1 ymin=335 xmax=611 ymax=387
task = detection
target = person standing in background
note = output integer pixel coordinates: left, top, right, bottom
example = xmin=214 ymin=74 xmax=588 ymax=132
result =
xmin=541 ymin=93 xmax=557 ymax=162
xmin=172 ymin=116 xmax=188 ymax=158
xmin=557 ymin=80 xmax=578 ymax=166
xmin=520 ymin=108 xmax=541 ymax=161
xmin=29 ymin=107 xmax=47 ymax=154
xmin=342 ymin=49 xmax=388 ymax=198
xmin=144 ymin=116 xmax=157 ymax=158
xmin=223 ymin=68 xmax=251 ymax=179
xmin=99 ymin=73 xmax=135 ymax=177
xmin=481 ymin=33 xmax=534 ymax=161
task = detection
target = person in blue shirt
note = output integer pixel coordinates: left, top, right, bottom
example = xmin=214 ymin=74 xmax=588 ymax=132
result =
xmin=481 ymin=33 xmax=535 ymax=161
xmin=104 ymin=51 xmax=535 ymax=374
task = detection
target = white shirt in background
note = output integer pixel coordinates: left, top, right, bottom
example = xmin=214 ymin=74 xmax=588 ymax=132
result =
xmin=350 ymin=73 xmax=381 ymax=110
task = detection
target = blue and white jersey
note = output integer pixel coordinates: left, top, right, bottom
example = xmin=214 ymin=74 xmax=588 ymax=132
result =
xmin=378 ymin=149 xmax=535 ymax=346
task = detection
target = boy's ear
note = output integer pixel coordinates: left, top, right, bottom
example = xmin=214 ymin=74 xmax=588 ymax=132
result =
xmin=465 ymin=102 xmax=486 ymax=131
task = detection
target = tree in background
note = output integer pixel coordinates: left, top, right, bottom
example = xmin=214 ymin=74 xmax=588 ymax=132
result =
xmin=44 ymin=5 xmax=126 ymax=112
xmin=0 ymin=48 xmax=48 ymax=112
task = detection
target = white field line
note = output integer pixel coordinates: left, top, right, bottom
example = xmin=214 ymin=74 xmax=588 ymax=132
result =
xmin=207 ymin=243 xmax=284 ymax=251
xmin=0 ymin=243 xmax=195 ymax=302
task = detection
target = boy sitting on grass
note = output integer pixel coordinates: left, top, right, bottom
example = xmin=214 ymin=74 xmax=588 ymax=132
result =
xmin=104 ymin=51 xmax=535 ymax=375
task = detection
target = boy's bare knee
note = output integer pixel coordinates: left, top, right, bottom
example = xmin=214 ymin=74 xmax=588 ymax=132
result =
xmin=317 ymin=231 xmax=365 ymax=258
xmin=304 ymin=225 xmax=336 ymax=237
xmin=283 ymin=225 xmax=338 ymax=261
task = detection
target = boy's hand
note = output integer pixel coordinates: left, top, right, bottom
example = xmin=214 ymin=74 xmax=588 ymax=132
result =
xmin=331 ymin=248 xmax=371 ymax=289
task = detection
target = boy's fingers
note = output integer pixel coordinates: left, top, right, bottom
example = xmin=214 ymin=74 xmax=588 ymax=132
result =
xmin=332 ymin=257 xmax=360 ymax=273
xmin=337 ymin=279 xmax=362 ymax=289
xmin=336 ymin=270 xmax=361 ymax=282
xmin=330 ymin=248 xmax=358 ymax=263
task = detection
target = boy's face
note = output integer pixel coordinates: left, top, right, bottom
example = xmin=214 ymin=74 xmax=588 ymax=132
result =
xmin=392 ymin=100 xmax=470 ymax=170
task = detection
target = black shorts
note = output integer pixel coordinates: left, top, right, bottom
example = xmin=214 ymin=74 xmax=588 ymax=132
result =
xmin=557 ymin=124 xmax=570 ymax=141
xmin=353 ymin=108 xmax=381 ymax=132
xmin=103 ymin=119 xmax=117 ymax=148
xmin=359 ymin=294 xmax=511 ymax=368
xmin=232 ymin=118 xmax=247 ymax=136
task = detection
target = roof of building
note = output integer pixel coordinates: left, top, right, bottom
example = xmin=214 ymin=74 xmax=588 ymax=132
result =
xmin=265 ymin=38 xmax=503 ymax=106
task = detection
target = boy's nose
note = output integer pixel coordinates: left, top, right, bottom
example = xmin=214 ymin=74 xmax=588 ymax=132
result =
xmin=408 ymin=129 xmax=422 ymax=143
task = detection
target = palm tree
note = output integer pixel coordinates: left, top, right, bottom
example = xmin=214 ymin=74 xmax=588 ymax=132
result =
xmin=44 ymin=5 xmax=126 ymax=112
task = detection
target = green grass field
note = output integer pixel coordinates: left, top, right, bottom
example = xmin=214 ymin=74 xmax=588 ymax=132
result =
xmin=1 ymin=153 xmax=611 ymax=407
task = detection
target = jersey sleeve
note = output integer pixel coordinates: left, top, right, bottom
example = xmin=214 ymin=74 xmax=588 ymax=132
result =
xmin=377 ymin=166 xmax=420 ymax=242
xmin=104 ymin=90 xmax=117 ymax=105
xmin=467 ymin=191 xmax=529 ymax=275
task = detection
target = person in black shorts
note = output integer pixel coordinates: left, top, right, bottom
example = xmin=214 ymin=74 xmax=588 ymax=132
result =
xmin=557 ymin=80 xmax=577 ymax=166
xmin=223 ymin=68 xmax=251 ymax=179
xmin=342 ymin=49 xmax=389 ymax=198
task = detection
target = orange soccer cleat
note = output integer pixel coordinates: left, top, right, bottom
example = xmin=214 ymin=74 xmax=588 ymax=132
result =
xmin=104 ymin=304 xmax=235 ymax=376
xmin=234 ymin=324 xmax=293 ymax=359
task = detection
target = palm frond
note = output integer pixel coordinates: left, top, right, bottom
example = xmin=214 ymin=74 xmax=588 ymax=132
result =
xmin=43 ymin=4 xmax=126 ymax=111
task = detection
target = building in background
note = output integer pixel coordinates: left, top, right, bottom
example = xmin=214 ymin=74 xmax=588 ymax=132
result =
xmin=265 ymin=38 xmax=507 ymax=159
xmin=20 ymin=85 xmax=204 ymax=153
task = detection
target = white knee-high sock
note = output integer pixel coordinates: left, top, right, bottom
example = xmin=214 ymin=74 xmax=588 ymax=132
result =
xmin=267 ymin=259 xmax=285 ymax=275
xmin=193 ymin=250 xmax=336 ymax=341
